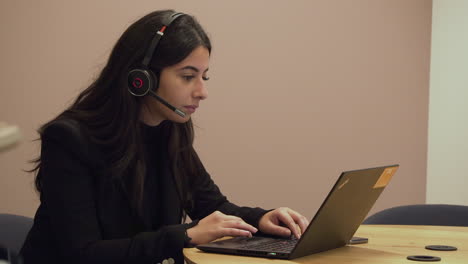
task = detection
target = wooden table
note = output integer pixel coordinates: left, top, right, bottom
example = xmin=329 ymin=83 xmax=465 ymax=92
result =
xmin=184 ymin=225 xmax=468 ymax=263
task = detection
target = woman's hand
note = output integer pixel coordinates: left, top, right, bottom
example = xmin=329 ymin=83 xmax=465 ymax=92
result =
xmin=186 ymin=211 xmax=258 ymax=245
xmin=258 ymin=207 xmax=309 ymax=239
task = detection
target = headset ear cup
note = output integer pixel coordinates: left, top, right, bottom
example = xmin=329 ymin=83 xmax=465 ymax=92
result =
xmin=127 ymin=69 xmax=153 ymax=96
xmin=148 ymin=70 xmax=159 ymax=91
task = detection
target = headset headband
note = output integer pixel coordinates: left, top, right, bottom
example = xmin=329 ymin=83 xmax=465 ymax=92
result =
xmin=142 ymin=12 xmax=185 ymax=67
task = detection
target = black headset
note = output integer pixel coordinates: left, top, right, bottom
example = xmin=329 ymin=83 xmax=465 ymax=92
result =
xmin=127 ymin=12 xmax=187 ymax=117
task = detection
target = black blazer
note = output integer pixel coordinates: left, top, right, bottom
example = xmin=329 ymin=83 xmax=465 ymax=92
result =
xmin=20 ymin=119 xmax=268 ymax=264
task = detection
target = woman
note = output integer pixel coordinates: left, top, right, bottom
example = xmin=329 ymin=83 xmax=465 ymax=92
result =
xmin=20 ymin=10 xmax=309 ymax=264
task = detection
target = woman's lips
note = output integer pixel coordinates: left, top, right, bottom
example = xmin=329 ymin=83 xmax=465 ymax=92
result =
xmin=183 ymin=105 xmax=198 ymax=114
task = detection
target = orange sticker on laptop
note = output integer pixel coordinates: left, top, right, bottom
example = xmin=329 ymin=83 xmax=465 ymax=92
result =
xmin=373 ymin=167 xmax=397 ymax=188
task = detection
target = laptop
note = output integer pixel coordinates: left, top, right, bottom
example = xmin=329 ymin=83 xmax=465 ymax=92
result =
xmin=197 ymin=164 xmax=399 ymax=259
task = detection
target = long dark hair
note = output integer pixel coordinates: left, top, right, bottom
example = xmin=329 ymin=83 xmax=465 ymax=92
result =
xmin=32 ymin=10 xmax=211 ymax=221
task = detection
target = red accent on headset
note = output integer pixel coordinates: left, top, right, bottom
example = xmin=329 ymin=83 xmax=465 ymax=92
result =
xmin=133 ymin=78 xmax=143 ymax=88
xmin=160 ymin=26 xmax=167 ymax=33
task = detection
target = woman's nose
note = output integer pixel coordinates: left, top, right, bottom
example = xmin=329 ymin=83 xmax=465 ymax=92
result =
xmin=194 ymin=78 xmax=208 ymax=100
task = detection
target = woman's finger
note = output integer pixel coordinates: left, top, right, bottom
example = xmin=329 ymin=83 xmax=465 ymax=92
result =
xmin=222 ymin=228 xmax=253 ymax=238
xmin=268 ymin=224 xmax=292 ymax=237
xmin=222 ymin=219 xmax=258 ymax=234
xmin=277 ymin=210 xmax=301 ymax=238
xmin=287 ymin=209 xmax=309 ymax=234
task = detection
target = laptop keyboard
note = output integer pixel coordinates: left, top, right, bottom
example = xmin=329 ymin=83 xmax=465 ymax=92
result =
xmin=240 ymin=237 xmax=298 ymax=252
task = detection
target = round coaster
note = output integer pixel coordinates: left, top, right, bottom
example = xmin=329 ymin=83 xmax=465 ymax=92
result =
xmin=425 ymin=245 xmax=457 ymax=251
xmin=407 ymin=255 xmax=441 ymax=262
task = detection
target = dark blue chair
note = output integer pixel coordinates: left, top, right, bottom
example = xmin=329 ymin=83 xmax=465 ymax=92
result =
xmin=363 ymin=204 xmax=468 ymax=226
xmin=0 ymin=213 xmax=33 ymax=254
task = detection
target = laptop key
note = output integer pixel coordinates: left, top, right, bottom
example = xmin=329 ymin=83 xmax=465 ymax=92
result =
xmin=240 ymin=238 xmax=298 ymax=252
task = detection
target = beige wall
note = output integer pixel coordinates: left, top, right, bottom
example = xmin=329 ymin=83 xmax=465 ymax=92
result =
xmin=0 ymin=0 xmax=432 ymax=219
xmin=427 ymin=0 xmax=468 ymax=205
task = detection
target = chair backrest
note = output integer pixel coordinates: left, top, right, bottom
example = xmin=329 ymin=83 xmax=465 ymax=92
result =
xmin=363 ymin=204 xmax=468 ymax=226
xmin=0 ymin=213 xmax=33 ymax=254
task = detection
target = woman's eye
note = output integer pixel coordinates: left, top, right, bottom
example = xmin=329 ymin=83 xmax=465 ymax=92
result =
xmin=182 ymin=75 xmax=195 ymax=81
xmin=182 ymin=75 xmax=210 ymax=81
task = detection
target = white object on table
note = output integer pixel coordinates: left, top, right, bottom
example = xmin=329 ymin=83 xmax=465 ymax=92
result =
xmin=0 ymin=122 xmax=21 ymax=151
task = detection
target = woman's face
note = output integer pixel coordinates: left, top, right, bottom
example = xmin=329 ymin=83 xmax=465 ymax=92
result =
xmin=141 ymin=46 xmax=210 ymax=126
